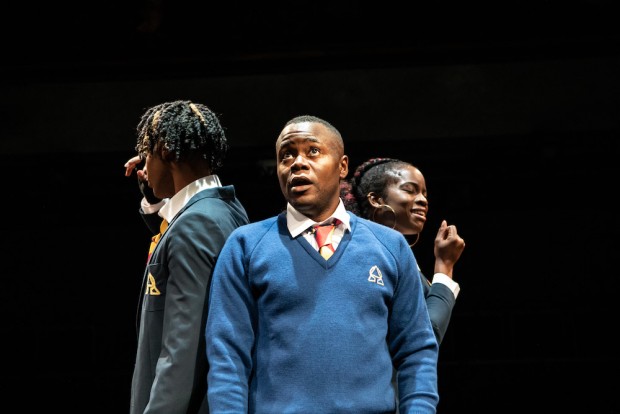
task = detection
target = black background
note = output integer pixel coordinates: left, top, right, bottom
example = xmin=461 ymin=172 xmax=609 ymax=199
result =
xmin=2 ymin=2 xmax=619 ymax=412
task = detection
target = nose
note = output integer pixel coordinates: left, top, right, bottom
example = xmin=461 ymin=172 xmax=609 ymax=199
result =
xmin=290 ymin=154 xmax=309 ymax=170
xmin=414 ymin=193 xmax=428 ymax=207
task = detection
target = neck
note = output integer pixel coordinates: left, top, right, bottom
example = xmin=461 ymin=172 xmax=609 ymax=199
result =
xmin=404 ymin=233 xmax=419 ymax=248
xmin=171 ymin=161 xmax=212 ymax=193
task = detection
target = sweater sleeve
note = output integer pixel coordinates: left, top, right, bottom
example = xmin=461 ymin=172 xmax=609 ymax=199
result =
xmin=206 ymin=230 xmax=255 ymax=412
xmin=389 ymin=241 xmax=440 ymax=413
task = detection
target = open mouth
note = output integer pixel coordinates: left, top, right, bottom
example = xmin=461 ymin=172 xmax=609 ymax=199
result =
xmin=289 ymin=176 xmax=312 ymax=192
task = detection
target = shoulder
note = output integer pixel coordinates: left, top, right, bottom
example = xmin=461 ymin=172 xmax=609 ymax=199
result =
xmin=350 ymin=213 xmax=405 ymax=240
xmin=349 ymin=213 xmax=410 ymax=255
xmin=229 ymin=215 xmax=279 ymax=240
xmin=213 ymin=184 xmax=240 ymax=201
xmin=217 ymin=215 xmax=280 ymax=258
xmin=170 ymin=195 xmax=248 ymax=235
xmin=184 ymin=186 xmax=247 ymax=215
xmin=189 ymin=185 xmax=241 ymax=206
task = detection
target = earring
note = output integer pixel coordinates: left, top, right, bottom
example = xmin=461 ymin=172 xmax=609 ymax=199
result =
xmin=408 ymin=233 xmax=420 ymax=248
xmin=371 ymin=204 xmax=396 ymax=230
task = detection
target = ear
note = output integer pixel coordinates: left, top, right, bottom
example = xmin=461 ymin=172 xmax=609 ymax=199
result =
xmin=159 ymin=145 xmax=174 ymax=162
xmin=339 ymin=155 xmax=349 ymax=179
xmin=366 ymin=192 xmax=383 ymax=208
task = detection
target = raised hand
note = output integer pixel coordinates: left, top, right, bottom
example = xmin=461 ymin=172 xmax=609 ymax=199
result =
xmin=124 ymin=155 xmax=144 ymax=177
xmin=124 ymin=155 xmax=162 ymax=204
xmin=433 ymin=220 xmax=465 ymax=277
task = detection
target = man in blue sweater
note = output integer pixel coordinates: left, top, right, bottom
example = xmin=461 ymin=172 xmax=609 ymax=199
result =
xmin=205 ymin=115 xmax=439 ymax=413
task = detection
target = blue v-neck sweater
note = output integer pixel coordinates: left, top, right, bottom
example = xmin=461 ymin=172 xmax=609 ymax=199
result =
xmin=206 ymin=212 xmax=439 ymax=414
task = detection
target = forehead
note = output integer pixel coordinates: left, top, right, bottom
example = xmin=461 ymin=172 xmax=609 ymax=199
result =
xmin=276 ymin=122 xmax=332 ymax=147
xmin=391 ymin=165 xmax=425 ymax=183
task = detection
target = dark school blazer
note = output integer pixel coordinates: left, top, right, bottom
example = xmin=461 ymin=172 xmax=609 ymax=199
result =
xmin=131 ymin=185 xmax=249 ymax=414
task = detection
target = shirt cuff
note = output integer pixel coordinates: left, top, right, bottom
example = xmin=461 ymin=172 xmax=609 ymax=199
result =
xmin=140 ymin=197 xmax=166 ymax=214
xmin=432 ymin=272 xmax=460 ymax=299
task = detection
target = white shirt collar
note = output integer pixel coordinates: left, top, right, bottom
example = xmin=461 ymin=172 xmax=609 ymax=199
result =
xmin=159 ymin=174 xmax=222 ymax=223
xmin=286 ymin=198 xmax=351 ymax=238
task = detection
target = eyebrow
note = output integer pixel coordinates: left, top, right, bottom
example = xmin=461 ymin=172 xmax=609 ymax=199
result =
xmin=279 ymin=135 xmax=320 ymax=147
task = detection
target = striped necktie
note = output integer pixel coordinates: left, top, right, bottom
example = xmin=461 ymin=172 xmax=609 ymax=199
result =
xmin=147 ymin=219 xmax=168 ymax=263
xmin=313 ymin=220 xmax=339 ymax=260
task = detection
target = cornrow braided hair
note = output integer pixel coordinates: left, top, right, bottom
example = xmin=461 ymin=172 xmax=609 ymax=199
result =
xmin=135 ymin=100 xmax=228 ymax=172
xmin=340 ymin=157 xmax=413 ymax=219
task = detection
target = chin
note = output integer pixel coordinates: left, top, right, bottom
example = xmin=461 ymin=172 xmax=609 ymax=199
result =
xmin=288 ymin=198 xmax=311 ymax=211
xmin=401 ymin=225 xmax=422 ymax=235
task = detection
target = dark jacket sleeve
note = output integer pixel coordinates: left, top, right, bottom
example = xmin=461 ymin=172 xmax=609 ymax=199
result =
xmin=421 ymin=273 xmax=456 ymax=344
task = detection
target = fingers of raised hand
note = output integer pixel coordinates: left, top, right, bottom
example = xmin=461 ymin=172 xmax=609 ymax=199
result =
xmin=124 ymin=155 xmax=143 ymax=176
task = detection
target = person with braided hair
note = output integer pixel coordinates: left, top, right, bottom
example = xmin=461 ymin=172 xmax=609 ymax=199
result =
xmin=340 ymin=158 xmax=465 ymax=344
xmin=124 ymin=99 xmax=249 ymax=414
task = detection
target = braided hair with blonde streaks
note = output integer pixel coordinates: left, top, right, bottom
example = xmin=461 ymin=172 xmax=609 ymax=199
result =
xmin=135 ymin=100 xmax=228 ymax=172
xmin=340 ymin=157 xmax=413 ymax=219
